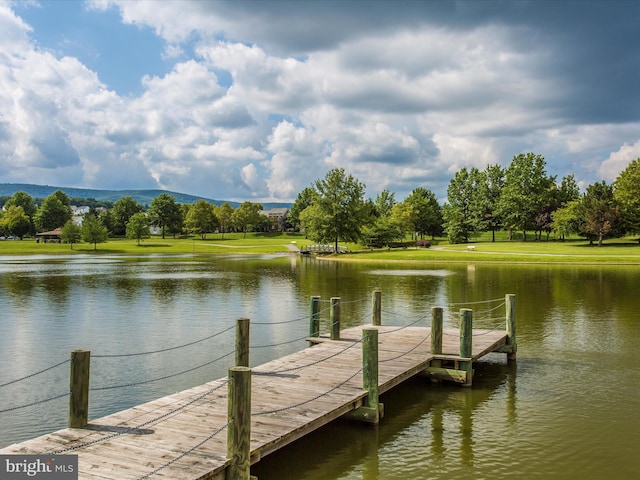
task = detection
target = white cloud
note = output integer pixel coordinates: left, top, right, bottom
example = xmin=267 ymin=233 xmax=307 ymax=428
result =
xmin=599 ymin=141 xmax=640 ymax=182
xmin=2 ymin=1 xmax=640 ymax=203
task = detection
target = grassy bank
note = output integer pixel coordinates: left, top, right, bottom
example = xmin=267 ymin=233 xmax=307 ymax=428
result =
xmin=0 ymin=233 xmax=312 ymax=256
xmin=1 ymin=233 xmax=640 ymax=264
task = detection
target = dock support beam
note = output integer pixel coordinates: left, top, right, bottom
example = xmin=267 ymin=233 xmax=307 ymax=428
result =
xmin=372 ymin=289 xmax=382 ymax=326
xmin=431 ymin=306 xmax=443 ymax=355
xmin=459 ymin=309 xmax=473 ymax=386
xmin=345 ymin=328 xmax=383 ymax=424
xmin=236 ymin=318 xmax=250 ymax=368
xmin=69 ymin=350 xmax=90 ymax=428
xmin=505 ymin=294 xmax=517 ymax=361
xmin=428 ymin=307 xmax=443 ymax=382
xmin=309 ymin=296 xmax=321 ymax=338
xmin=227 ymin=366 xmax=252 ymax=480
xmin=330 ymin=297 xmax=341 ymax=340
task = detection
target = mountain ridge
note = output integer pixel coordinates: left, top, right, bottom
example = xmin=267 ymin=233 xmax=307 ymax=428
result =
xmin=0 ymin=183 xmax=291 ymax=209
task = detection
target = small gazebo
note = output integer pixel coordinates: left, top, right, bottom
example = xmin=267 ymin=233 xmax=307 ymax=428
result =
xmin=36 ymin=228 xmax=63 ymax=243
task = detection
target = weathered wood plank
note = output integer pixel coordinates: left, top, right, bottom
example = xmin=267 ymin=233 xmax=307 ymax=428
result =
xmin=1 ymin=324 xmax=508 ymax=479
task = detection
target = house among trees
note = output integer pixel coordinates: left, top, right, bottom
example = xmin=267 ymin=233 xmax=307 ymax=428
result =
xmin=260 ymin=208 xmax=289 ymax=231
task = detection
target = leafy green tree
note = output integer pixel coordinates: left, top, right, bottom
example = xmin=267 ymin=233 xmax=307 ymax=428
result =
xmin=60 ymin=220 xmax=82 ymax=249
xmin=1 ymin=205 xmax=31 ymax=239
xmin=578 ymin=181 xmax=622 ymax=246
xmin=34 ymin=192 xmax=72 ymax=232
xmin=98 ymin=208 xmax=116 ymax=234
xmin=613 ymin=157 xmax=640 ymax=241
xmin=186 ymin=200 xmax=218 ymax=239
xmin=373 ymin=189 xmax=396 ymax=218
xmin=126 ymin=212 xmax=150 ymax=245
xmin=214 ymin=203 xmax=234 ymax=239
xmin=402 ymin=187 xmax=442 ymax=240
xmin=442 ymin=204 xmax=468 ymax=244
xmin=288 ymin=187 xmax=316 ymax=230
xmin=475 ymin=164 xmax=505 ymax=242
xmin=148 ymin=193 xmax=182 ymax=239
xmin=300 ymin=168 xmax=368 ymax=252
xmin=112 ymin=197 xmax=142 ymax=236
xmin=444 ymin=167 xmax=483 ymax=244
xmin=5 ymin=191 xmax=37 ymax=235
xmin=82 ymin=215 xmax=109 ymax=250
xmin=50 ymin=190 xmax=71 ymax=207
xmin=360 ymin=216 xmax=404 ymax=248
xmin=5 ymin=191 xmax=37 ymax=217
xmin=232 ymin=201 xmax=263 ymax=238
xmin=557 ymin=174 xmax=581 ymax=205
xmin=552 ymin=200 xmax=582 ymax=241
xmin=390 ymin=201 xmax=415 ymax=238
xmin=498 ymin=153 xmax=555 ymax=241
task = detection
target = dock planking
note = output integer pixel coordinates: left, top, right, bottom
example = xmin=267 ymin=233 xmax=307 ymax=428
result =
xmin=1 ymin=324 xmax=508 ymax=479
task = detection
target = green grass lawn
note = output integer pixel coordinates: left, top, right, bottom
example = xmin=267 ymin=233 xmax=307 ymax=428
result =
xmin=0 ymin=232 xmax=313 ymax=256
xmin=1 ymin=232 xmax=640 ymax=264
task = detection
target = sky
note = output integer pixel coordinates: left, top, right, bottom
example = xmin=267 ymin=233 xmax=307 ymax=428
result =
xmin=1 ymin=0 xmax=640 ymax=204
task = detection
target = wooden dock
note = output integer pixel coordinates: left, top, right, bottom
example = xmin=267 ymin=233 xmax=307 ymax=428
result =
xmin=0 ymin=314 xmax=513 ymax=479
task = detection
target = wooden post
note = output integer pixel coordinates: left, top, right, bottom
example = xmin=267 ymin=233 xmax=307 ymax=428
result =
xmin=227 ymin=366 xmax=252 ymax=480
xmin=69 ymin=350 xmax=90 ymax=428
xmin=506 ymin=294 xmax=517 ymax=361
xmin=428 ymin=306 xmax=443 ymax=382
xmin=372 ymin=289 xmax=382 ymax=326
xmin=330 ymin=297 xmax=341 ymax=340
xmin=344 ymin=328 xmax=383 ymax=424
xmin=459 ymin=309 xmax=473 ymax=386
xmin=236 ymin=318 xmax=250 ymax=368
xmin=309 ymin=296 xmax=321 ymax=338
xmin=363 ymin=328 xmax=380 ymax=421
xmin=431 ymin=306 xmax=443 ymax=355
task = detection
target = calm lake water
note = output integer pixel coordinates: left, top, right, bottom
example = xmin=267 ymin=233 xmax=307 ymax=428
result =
xmin=1 ymin=254 xmax=639 ymax=479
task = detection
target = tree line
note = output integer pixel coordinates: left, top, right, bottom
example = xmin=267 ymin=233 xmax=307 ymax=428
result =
xmin=2 ymin=153 xmax=639 ymax=248
xmin=289 ymin=154 xmax=640 ymax=248
xmin=0 ymin=190 xmax=273 ymax=248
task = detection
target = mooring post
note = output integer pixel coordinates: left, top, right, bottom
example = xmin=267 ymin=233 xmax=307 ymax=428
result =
xmin=345 ymin=328 xmax=383 ymax=424
xmin=505 ymin=294 xmax=517 ymax=361
xmin=69 ymin=350 xmax=90 ymax=428
xmin=428 ymin=306 xmax=444 ymax=381
xmin=227 ymin=366 xmax=252 ymax=480
xmin=363 ymin=328 xmax=380 ymax=420
xmin=236 ymin=318 xmax=250 ymax=368
xmin=431 ymin=306 xmax=443 ymax=355
xmin=372 ymin=289 xmax=382 ymax=326
xmin=309 ymin=295 xmax=321 ymax=338
xmin=330 ymin=297 xmax=341 ymax=340
xmin=459 ymin=309 xmax=473 ymax=386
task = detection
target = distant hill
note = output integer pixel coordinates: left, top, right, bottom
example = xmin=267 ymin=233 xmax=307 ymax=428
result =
xmin=0 ymin=184 xmax=290 ymax=209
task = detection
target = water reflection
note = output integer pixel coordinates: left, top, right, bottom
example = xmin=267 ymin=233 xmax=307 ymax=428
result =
xmin=253 ymin=361 xmax=515 ymax=480
xmin=1 ymin=256 xmax=640 ymax=479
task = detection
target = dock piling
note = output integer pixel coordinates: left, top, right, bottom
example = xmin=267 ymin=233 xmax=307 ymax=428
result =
xmin=330 ymin=297 xmax=341 ymax=340
xmin=345 ymin=327 xmax=383 ymax=424
xmin=309 ymin=296 xmax=321 ymax=338
xmin=236 ymin=318 xmax=250 ymax=368
xmin=69 ymin=350 xmax=90 ymax=428
xmin=372 ymin=289 xmax=382 ymax=326
xmin=431 ymin=306 xmax=443 ymax=355
xmin=428 ymin=307 xmax=444 ymax=382
xmin=227 ymin=366 xmax=252 ymax=480
xmin=505 ymin=294 xmax=517 ymax=361
xmin=459 ymin=309 xmax=473 ymax=386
